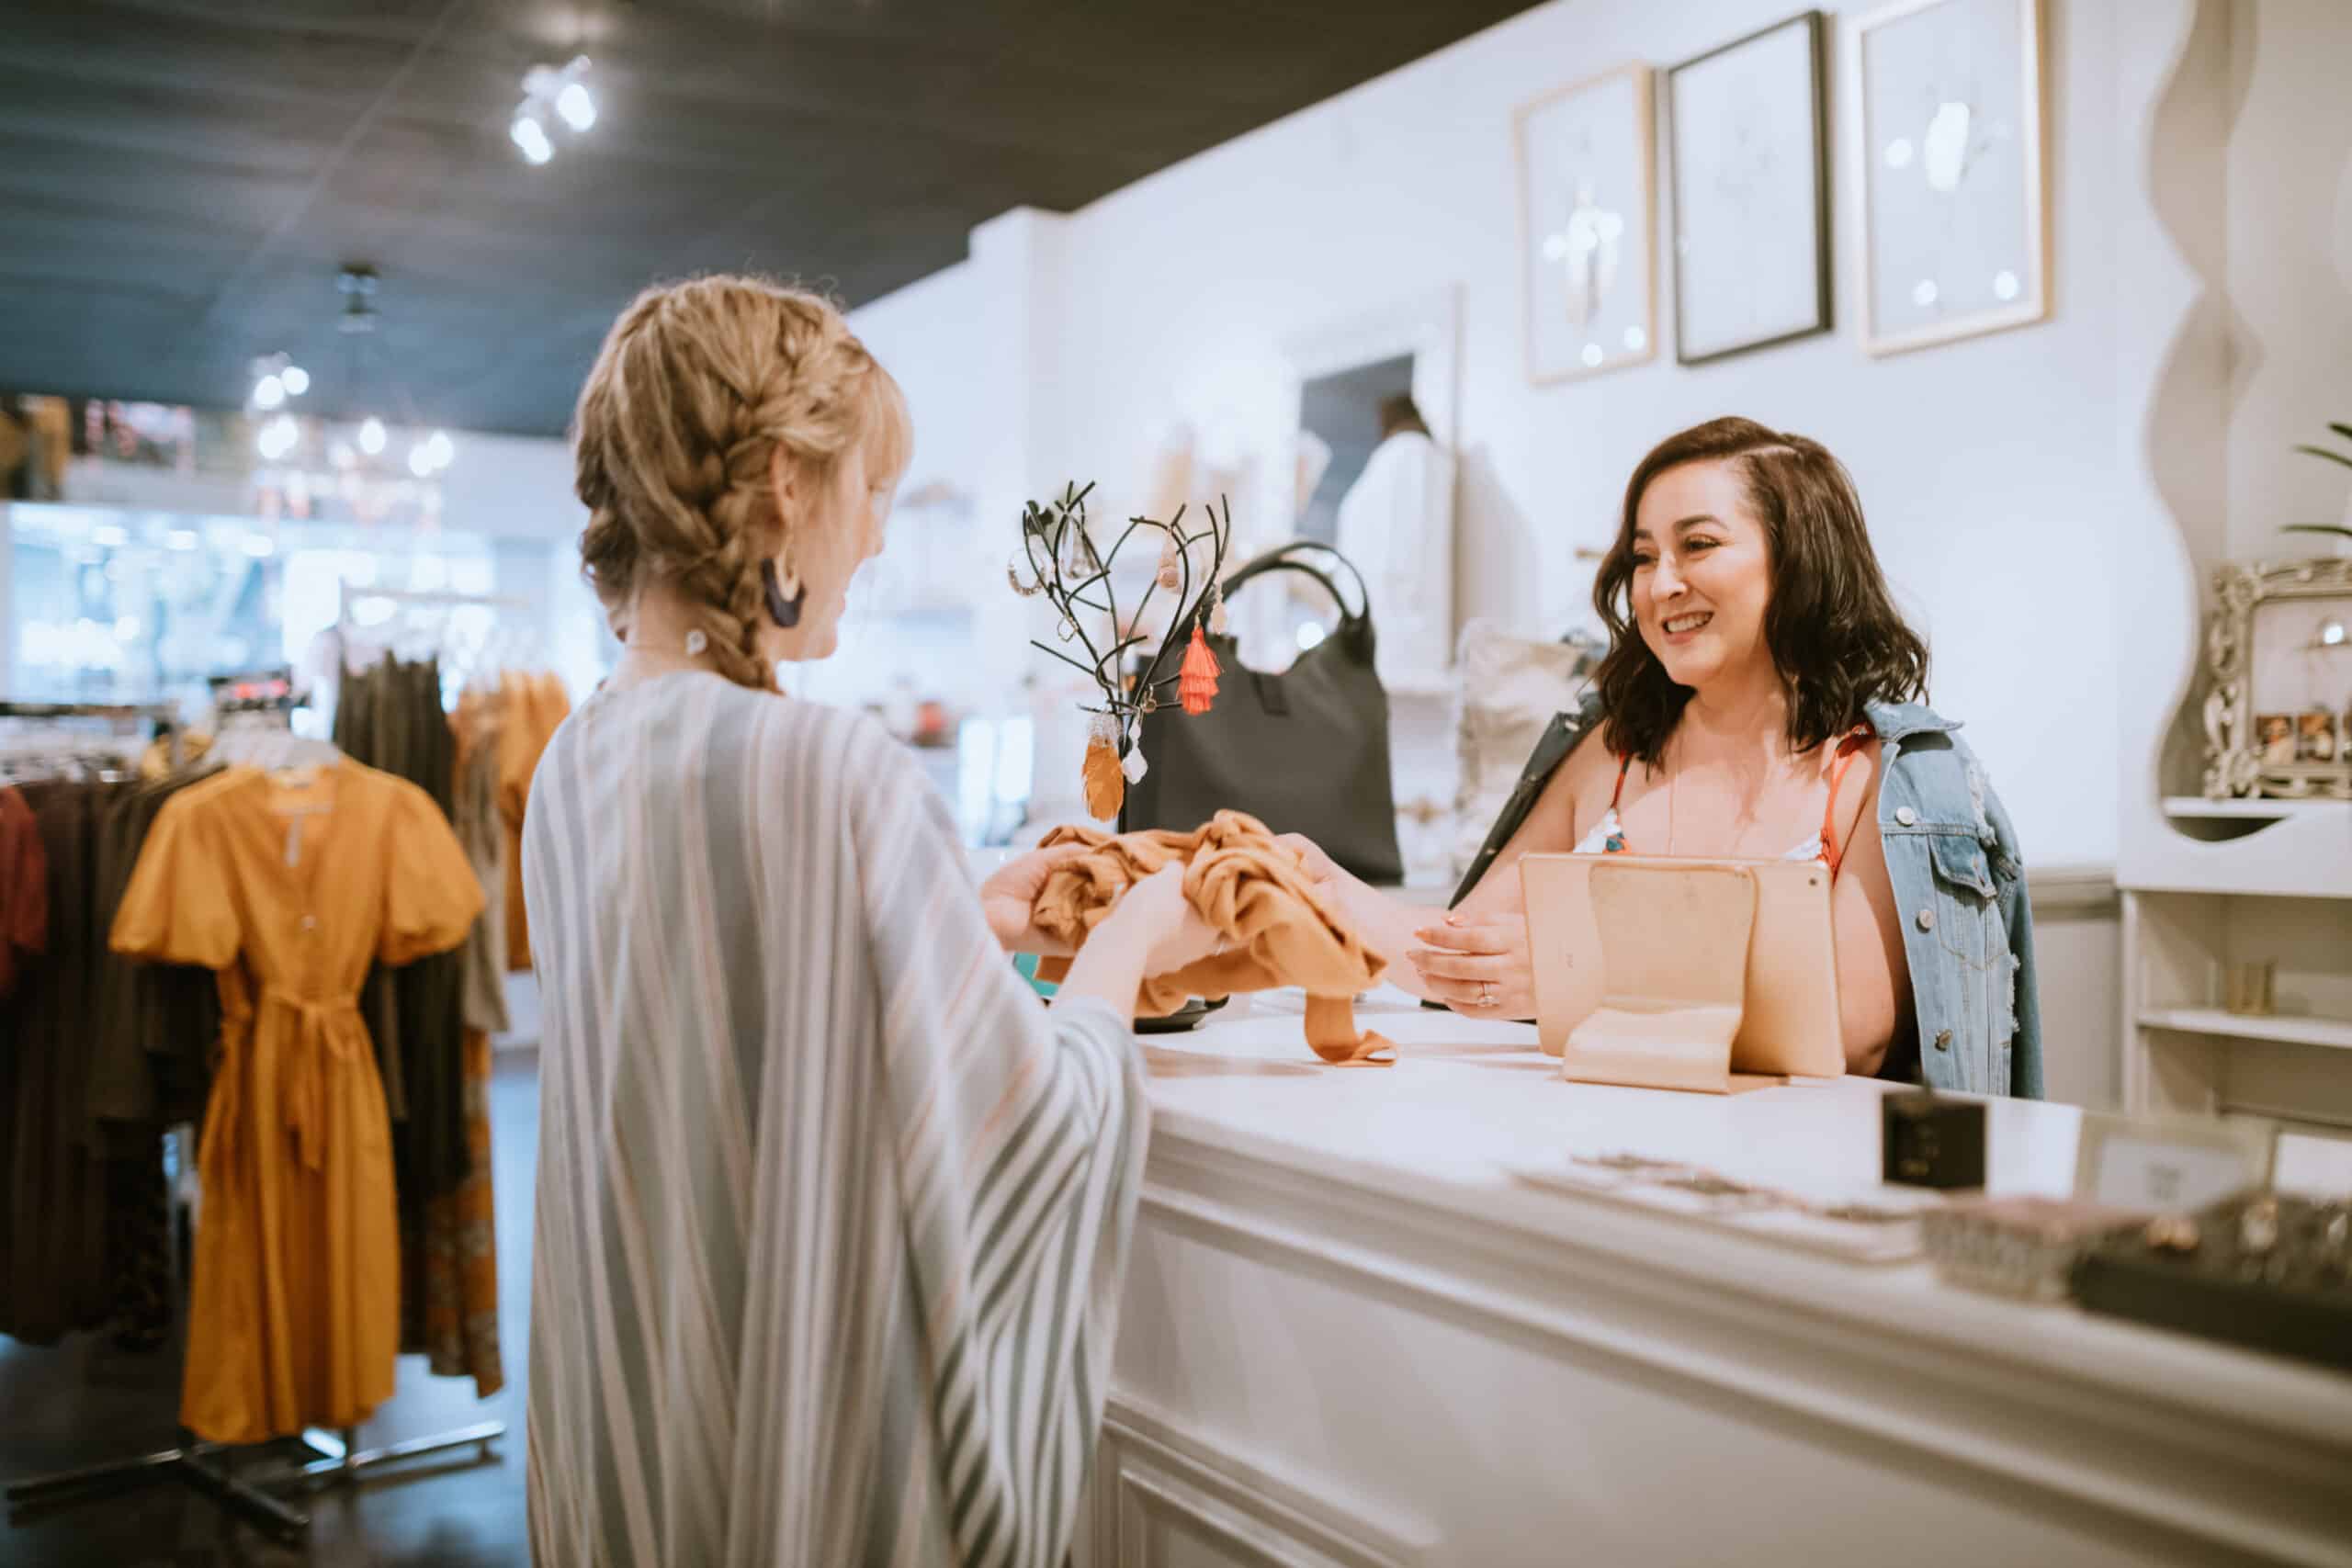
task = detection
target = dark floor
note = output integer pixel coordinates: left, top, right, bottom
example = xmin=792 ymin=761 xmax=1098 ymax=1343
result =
xmin=1 ymin=1054 xmax=541 ymax=1567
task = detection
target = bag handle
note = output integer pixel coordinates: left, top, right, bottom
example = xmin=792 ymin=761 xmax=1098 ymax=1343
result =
xmin=1221 ymin=540 xmax=1373 ymax=627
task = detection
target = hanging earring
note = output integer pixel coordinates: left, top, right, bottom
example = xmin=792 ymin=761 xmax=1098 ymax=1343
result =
xmin=762 ymin=554 xmax=805 ymax=629
xmin=1006 ymin=547 xmax=1043 ymax=596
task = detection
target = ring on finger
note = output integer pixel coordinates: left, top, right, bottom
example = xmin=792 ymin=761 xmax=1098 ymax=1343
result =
xmin=1476 ymin=981 xmax=1498 ymax=1009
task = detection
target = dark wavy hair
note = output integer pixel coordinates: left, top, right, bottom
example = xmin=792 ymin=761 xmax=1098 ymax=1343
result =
xmin=1590 ymin=417 xmax=1928 ymax=767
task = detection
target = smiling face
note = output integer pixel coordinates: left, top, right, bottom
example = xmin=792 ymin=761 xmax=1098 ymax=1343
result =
xmin=1627 ymin=457 xmax=1775 ymax=691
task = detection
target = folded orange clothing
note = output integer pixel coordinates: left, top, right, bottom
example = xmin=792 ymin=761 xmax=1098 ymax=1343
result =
xmin=1031 ymin=810 xmax=1394 ymax=1066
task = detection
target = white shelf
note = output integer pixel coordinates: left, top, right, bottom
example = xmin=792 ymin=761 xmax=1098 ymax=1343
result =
xmin=2162 ymin=795 xmax=2351 ymax=821
xmin=2139 ymin=1006 xmax=2352 ymax=1052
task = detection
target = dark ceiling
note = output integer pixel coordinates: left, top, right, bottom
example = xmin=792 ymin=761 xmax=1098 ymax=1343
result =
xmin=0 ymin=0 xmax=1542 ymax=436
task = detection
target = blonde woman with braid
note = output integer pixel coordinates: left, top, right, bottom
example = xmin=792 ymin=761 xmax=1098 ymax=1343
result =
xmin=523 ymin=275 xmax=1216 ymax=1567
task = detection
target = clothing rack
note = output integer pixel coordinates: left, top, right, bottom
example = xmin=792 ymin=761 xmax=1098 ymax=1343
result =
xmin=2 ymin=686 xmax=505 ymax=1540
xmin=0 ymin=698 xmax=180 ymax=778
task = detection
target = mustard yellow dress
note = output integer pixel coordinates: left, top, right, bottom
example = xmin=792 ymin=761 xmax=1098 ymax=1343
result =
xmin=111 ymin=761 xmax=482 ymax=1444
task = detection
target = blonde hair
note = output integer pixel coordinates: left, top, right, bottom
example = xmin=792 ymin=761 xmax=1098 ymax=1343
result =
xmin=572 ymin=274 xmax=912 ymax=690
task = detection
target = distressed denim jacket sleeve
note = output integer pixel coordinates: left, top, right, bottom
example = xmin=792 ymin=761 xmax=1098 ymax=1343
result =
xmin=1865 ymin=702 xmax=2044 ymax=1099
xmin=1449 ymin=694 xmax=2044 ymax=1099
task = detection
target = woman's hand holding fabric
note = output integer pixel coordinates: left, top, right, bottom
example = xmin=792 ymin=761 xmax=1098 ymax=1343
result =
xmin=980 ymin=842 xmax=1090 ymax=954
xmin=1111 ymin=863 xmax=1223 ymax=975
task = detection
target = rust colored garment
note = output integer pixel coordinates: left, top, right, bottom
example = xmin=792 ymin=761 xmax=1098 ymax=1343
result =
xmin=1032 ymin=810 xmax=1394 ymax=1065
xmin=413 ymin=1026 xmax=503 ymax=1397
xmin=0 ymin=785 xmax=45 ymax=998
xmin=497 ymin=672 xmax=569 ymax=971
xmin=111 ymin=761 xmax=483 ymax=1442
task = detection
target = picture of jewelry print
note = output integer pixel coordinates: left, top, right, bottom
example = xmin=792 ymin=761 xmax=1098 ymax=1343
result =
xmin=1514 ymin=62 xmax=1657 ymax=383
xmin=1851 ymin=0 xmax=2049 ymax=354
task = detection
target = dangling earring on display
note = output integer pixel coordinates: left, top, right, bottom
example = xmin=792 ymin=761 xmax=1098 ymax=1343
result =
xmin=762 ymin=550 xmax=805 ymax=629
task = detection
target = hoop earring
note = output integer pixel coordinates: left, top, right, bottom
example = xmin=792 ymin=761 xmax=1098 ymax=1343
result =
xmin=761 ymin=556 xmax=805 ymax=629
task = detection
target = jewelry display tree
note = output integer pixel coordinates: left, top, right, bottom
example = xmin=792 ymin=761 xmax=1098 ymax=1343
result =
xmin=1007 ymin=482 xmax=1232 ymax=822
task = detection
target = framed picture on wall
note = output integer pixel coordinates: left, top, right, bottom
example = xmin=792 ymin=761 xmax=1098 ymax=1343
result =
xmin=1667 ymin=10 xmax=1832 ymax=365
xmin=1849 ymin=0 xmax=2050 ymax=355
xmin=1513 ymin=62 xmax=1657 ymax=385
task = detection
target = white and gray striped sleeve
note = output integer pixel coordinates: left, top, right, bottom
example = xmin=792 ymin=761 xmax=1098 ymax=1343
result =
xmin=848 ymin=724 xmax=1149 ymax=1568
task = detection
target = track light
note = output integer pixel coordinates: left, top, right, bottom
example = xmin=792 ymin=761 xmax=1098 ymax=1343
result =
xmin=510 ymin=107 xmax=555 ymax=164
xmin=556 ymin=79 xmax=596 ymax=131
xmin=247 ymin=350 xmax=308 ymax=409
xmin=514 ymin=56 xmax=596 ymax=164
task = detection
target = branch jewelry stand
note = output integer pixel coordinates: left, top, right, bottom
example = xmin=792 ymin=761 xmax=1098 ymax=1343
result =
xmin=5 ymin=643 xmax=509 ymax=1540
xmin=1010 ymin=482 xmax=1233 ymax=828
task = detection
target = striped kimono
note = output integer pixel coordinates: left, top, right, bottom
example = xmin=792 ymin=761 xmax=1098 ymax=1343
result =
xmin=521 ymin=671 xmax=1148 ymax=1566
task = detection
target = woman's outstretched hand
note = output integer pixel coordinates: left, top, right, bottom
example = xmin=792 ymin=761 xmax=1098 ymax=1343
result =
xmin=980 ymin=842 xmax=1090 ymax=954
xmin=1408 ymin=911 xmax=1537 ymax=1020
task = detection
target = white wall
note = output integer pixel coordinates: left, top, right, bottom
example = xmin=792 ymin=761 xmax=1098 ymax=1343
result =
xmin=856 ymin=0 xmax=2143 ymax=869
xmin=2223 ymin=0 xmax=2352 ymax=561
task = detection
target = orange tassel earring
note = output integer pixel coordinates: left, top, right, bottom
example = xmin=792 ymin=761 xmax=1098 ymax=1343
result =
xmin=1179 ymin=623 xmax=1220 ymax=715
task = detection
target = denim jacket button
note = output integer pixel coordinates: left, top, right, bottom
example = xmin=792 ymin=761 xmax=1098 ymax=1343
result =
xmin=1894 ymin=806 xmax=1917 ymax=827
xmin=1933 ymin=1028 xmax=1951 ymax=1051
xmin=1917 ymin=907 xmax=1936 ymax=932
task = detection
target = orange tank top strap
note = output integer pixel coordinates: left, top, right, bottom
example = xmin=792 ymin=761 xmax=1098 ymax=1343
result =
xmin=1819 ymin=727 xmax=1873 ymax=880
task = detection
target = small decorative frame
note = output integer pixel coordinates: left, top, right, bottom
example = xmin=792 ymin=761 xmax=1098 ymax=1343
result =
xmin=2200 ymin=557 xmax=2352 ymax=800
xmin=1667 ymin=10 xmax=1833 ymax=366
xmin=1849 ymin=0 xmax=2051 ymax=355
xmin=1512 ymin=62 xmax=1658 ymax=384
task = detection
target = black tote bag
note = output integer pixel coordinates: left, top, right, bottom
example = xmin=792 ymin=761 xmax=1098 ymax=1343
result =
xmin=1124 ymin=540 xmax=1403 ymax=885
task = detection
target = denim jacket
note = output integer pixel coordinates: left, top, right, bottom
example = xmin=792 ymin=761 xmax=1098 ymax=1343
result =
xmin=1448 ymin=694 xmax=2044 ymax=1098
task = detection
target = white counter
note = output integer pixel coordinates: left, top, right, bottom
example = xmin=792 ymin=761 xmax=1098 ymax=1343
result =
xmin=1077 ymin=989 xmax=2352 ymax=1568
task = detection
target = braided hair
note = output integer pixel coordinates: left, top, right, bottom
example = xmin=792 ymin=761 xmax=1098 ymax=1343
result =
xmin=572 ymin=275 xmax=910 ymax=690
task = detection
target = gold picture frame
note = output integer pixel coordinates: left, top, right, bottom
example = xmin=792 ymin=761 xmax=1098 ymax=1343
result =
xmin=1849 ymin=0 xmax=2051 ymax=356
xmin=1512 ymin=62 xmax=1658 ymax=386
xmin=2201 ymin=557 xmax=2352 ymax=800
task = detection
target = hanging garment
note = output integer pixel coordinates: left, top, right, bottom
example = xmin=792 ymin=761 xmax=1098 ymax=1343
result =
xmin=1032 ymin=809 xmax=1394 ymax=1065
xmin=89 ymin=765 xmax=228 ymax=1132
xmin=412 ymin=698 xmax=508 ymax=1395
xmin=451 ymin=695 xmax=511 ymax=1039
xmin=0 ymin=784 xmax=46 ymax=998
xmin=90 ymin=766 xmax=231 ymax=1355
xmin=416 ymin=1026 xmax=502 ymax=1396
xmin=110 ymin=761 xmax=482 ymax=1442
xmin=497 ymin=671 xmax=568 ymax=972
xmin=1 ymin=781 xmax=119 ymax=1342
xmin=334 ymin=661 xmax=408 ymax=1121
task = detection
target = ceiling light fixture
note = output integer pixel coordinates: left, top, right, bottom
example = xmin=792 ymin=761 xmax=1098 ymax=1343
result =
xmin=510 ymin=107 xmax=555 ymax=164
xmin=246 ymin=350 xmax=308 ymax=410
xmin=514 ymin=55 xmax=596 ymax=164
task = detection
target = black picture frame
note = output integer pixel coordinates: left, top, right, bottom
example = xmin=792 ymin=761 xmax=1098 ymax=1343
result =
xmin=1666 ymin=9 xmax=1833 ymax=367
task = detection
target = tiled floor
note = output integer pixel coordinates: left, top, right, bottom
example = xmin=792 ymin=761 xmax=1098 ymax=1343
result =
xmin=0 ymin=1055 xmax=541 ymax=1567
